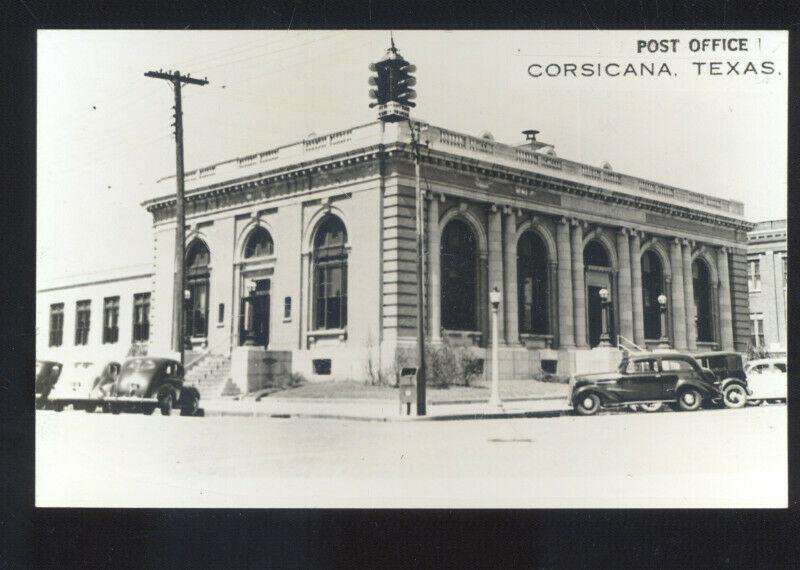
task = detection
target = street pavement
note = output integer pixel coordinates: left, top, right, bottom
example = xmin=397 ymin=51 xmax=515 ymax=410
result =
xmin=36 ymin=404 xmax=787 ymax=508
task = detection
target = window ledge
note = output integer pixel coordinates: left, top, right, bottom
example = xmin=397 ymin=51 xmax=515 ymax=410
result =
xmin=307 ymin=329 xmax=347 ymax=346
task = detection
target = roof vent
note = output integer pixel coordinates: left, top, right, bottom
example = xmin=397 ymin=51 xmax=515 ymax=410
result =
xmin=602 ymin=161 xmax=613 ymax=170
xmin=519 ymin=129 xmax=554 ymax=153
xmin=479 ymin=130 xmax=494 ymax=141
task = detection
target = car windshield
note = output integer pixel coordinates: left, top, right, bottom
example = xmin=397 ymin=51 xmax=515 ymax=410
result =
xmin=123 ymin=359 xmax=158 ymax=372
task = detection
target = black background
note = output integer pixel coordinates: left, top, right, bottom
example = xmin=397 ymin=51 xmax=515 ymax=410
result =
xmin=2 ymin=1 xmax=799 ymax=567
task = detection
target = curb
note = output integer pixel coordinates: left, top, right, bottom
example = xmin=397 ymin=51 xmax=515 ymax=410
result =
xmin=199 ymin=406 xmax=571 ymax=422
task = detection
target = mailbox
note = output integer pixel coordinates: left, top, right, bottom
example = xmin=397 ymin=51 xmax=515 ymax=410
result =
xmin=398 ymin=367 xmax=417 ymax=415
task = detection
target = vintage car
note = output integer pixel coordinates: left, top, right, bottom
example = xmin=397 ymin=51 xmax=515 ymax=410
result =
xmin=35 ymin=360 xmax=63 ymax=409
xmin=48 ymin=361 xmax=121 ymax=412
xmin=692 ymin=351 xmax=751 ymax=409
xmin=569 ymin=352 xmax=743 ymax=416
xmin=744 ymin=357 xmax=787 ymax=404
xmin=106 ymin=357 xmax=201 ymax=416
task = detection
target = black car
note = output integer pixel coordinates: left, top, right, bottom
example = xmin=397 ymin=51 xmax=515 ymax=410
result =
xmin=35 ymin=360 xmax=62 ymax=409
xmin=570 ymin=352 xmax=730 ymax=416
xmin=106 ymin=357 xmax=200 ymax=416
xmin=693 ymin=351 xmax=750 ymax=408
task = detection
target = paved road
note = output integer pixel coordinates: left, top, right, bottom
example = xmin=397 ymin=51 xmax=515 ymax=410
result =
xmin=36 ymin=405 xmax=787 ymax=508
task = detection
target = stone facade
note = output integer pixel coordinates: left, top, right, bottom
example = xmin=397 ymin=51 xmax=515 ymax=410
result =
xmin=139 ymin=120 xmax=753 ymax=385
xmin=746 ymin=219 xmax=787 ymax=356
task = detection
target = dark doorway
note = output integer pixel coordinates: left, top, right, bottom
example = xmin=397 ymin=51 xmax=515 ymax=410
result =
xmin=240 ymin=279 xmax=271 ymax=347
xmin=587 ymin=285 xmax=603 ymax=348
xmin=441 ymin=219 xmax=478 ymax=330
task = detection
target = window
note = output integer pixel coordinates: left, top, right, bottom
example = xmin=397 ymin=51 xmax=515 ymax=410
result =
xmin=49 ymin=303 xmax=64 ymax=347
xmin=584 ymin=240 xmax=610 ymax=268
xmin=626 ymin=359 xmax=657 ymax=373
xmin=641 ymin=250 xmax=664 ymax=339
xmin=313 ymin=216 xmax=348 ymax=330
xmin=218 ymin=303 xmax=225 ymax=324
xmin=243 ymin=227 xmax=274 ymax=259
xmin=661 ymin=359 xmax=693 ymax=372
xmin=748 ymin=258 xmax=761 ymax=292
xmin=749 ymin=314 xmax=764 ymax=348
xmin=284 ymin=296 xmax=292 ymax=320
xmin=132 ymin=293 xmax=150 ymax=342
xmin=102 ymin=296 xmax=120 ymax=344
xmin=74 ymin=300 xmax=91 ymax=345
xmin=312 ymin=358 xmax=332 ymax=375
xmin=517 ymin=231 xmax=549 ymax=334
xmin=441 ymin=219 xmax=478 ymax=330
xmin=186 ymin=240 xmax=211 ymax=337
xmin=692 ymin=259 xmax=714 ymax=343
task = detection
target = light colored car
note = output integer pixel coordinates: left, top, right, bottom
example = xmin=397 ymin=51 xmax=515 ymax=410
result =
xmin=744 ymin=358 xmax=786 ymax=404
xmin=48 ymin=361 xmax=121 ymax=412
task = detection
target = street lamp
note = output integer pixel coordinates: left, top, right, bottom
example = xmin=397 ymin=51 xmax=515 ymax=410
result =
xmin=657 ymin=293 xmax=670 ymax=349
xmin=489 ymin=287 xmax=502 ymax=408
xmin=598 ymin=287 xmax=612 ymax=347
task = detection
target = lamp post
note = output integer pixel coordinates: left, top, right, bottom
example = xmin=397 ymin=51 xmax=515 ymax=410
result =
xmin=598 ymin=287 xmax=612 ymax=347
xmin=657 ymin=293 xmax=670 ymax=349
xmin=183 ymin=288 xmax=192 ymax=353
xmin=489 ymin=287 xmax=502 ymax=408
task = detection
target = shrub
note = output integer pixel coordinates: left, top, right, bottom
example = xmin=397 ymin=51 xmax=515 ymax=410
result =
xmin=127 ymin=342 xmax=148 ymax=357
xmin=531 ymin=370 xmax=570 ymax=383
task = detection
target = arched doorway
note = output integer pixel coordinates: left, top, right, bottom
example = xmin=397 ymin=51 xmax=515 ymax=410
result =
xmin=584 ymin=239 xmax=613 ymax=347
xmin=185 ymin=239 xmax=210 ymax=339
xmin=517 ymin=231 xmax=549 ymax=335
xmin=441 ymin=219 xmax=478 ymax=331
xmin=239 ymin=227 xmax=275 ymax=347
xmin=641 ymin=250 xmax=665 ymax=340
xmin=693 ymin=258 xmax=714 ymax=343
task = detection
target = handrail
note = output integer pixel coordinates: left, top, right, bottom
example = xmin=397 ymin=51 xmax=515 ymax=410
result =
xmin=617 ymin=335 xmax=647 ymax=355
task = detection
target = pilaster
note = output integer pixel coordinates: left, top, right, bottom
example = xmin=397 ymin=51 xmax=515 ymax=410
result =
xmin=427 ymin=193 xmax=442 ymax=341
xmin=629 ymin=230 xmax=645 ymax=347
xmin=503 ymin=207 xmax=520 ymax=345
xmin=616 ymin=228 xmax=634 ymax=341
xmin=571 ymin=219 xmax=588 ymax=348
xmin=669 ymin=238 xmax=687 ymax=350
xmin=717 ymin=246 xmax=735 ymax=350
xmin=682 ymin=239 xmax=697 ymax=350
xmin=555 ymin=217 xmax=575 ymax=348
xmin=487 ymin=205 xmax=505 ymax=343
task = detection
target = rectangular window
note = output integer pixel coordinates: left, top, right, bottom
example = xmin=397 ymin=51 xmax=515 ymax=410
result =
xmin=218 ymin=303 xmax=225 ymax=324
xmin=284 ymin=296 xmax=292 ymax=320
xmin=749 ymin=314 xmax=764 ymax=348
xmin=75 ymin=300 xmax=91 ymax=346
xmin=49 ymin=303 xmax=64 ymax=347
xmin=315 ymin=263 xmax=347 ymax=330
xmin=103 ymin=296 xmax=120 ymax=344
xmin=747 ymin=258 xmax=761 ymax=292
xmin=132 ymin=293 xmax=150 ymax=342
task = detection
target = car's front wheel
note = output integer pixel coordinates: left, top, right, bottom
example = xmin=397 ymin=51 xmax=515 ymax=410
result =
xmin=723 ymin=384 xmax=748 ymax=409
xmin=676 ymin=388 xmax=703 ymax=412
xmin=574 ymin=393 xmax=601 ymax=416
xmin=84 ymin=403 xmax=97 ymax=413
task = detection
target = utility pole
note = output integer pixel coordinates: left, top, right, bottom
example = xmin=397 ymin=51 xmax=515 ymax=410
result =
xmin=410 ymin=120 xmax=427 ymax=416
xmin=144 ymin=70 xmax=209 ymax=366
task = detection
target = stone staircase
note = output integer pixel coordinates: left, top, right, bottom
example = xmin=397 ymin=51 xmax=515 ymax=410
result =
xmin=184 ymin=353 xmax=239 ymax=400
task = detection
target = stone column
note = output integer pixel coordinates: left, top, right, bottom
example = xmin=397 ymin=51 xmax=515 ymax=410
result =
xmin=629 ymin=230 xmax=645 ymax=347
xmin=427 ymin=194 xmax=442 ymax=342
xmin=487 ymin=205 xmax=505 ymax=343
xmin=571 ymin=220 xmax=588 ymax=348
xmin=682 ymin=239 xmax=697 ymax=350
xmin=503 ymin=208 xmax=519 ymax=345
xmin=616 ymin=229 xmax=634 ymax=342
xmin=555 ymin=218 xmax=575 ymax=348
xmin=669 ymin=238 xmax=687 ymax=350
xmin=548 ymin=260 xmax=559 ymax=348
xmin=478 ymin=253 xmax=489 ymax=345
xmin=717 ymin=246 xmax=735 ymax=350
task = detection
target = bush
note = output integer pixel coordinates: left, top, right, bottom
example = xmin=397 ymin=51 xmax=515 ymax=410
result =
xmin=531 ymin=370 xmax=570 ymax=383
xmin=127 ymin=342 xmax=148 ymax=357
xmin=747 ymin=343 xmax=769 ymax=361
xmin=391 ymin=340 xmax=483 ymax=389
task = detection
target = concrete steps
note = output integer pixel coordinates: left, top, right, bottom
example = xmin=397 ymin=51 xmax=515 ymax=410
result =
xmin=185 ymin=353 xmax=237 ymax=399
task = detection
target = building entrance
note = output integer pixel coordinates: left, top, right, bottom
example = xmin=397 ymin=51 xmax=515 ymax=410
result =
xmin=240 ymin=279 xmax=271 ymax=347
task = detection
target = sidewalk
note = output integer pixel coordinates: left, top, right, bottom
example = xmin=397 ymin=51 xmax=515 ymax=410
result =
xmin=199 ymin=395 xmax=572 ymax=422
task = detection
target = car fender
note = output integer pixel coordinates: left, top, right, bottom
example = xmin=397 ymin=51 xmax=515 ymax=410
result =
xmin=178 ymin=385 xmax=200 ymax=405
xmin=675 ymin=379 xmax=721 ymax=399
xmin=571 ymin=385 xmax=619 ymax=406
xmin=718 ymin=377 xmax=748 ymax=393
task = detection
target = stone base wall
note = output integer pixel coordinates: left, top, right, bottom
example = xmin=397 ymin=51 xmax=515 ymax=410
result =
xmin=230 ymin=346 xmax=292 ymax=394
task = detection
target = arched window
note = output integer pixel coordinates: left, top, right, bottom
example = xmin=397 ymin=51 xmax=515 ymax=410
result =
xmin=185 ymin=240 xmax=210 ymax=338
xmin=313 ymin=216 xmax=348 ymax=330
xmin=517 ymin=231 xmax=549 ymax=334
xmin=244 ymin=227 xmax=274 ymax=259
xmin=584 ymin=240 xmax=610 ymax=267
xmin=693 ymin=259 xmax=714 ymax=342
xmin=642 ymin=250 xmax=664 ymax=339
xmin=441 ymin=219 xmax=478 ymax=330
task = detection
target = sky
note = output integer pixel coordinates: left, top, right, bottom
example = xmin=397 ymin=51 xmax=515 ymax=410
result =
xmin=37 ymin=30 xmax=788 ymax=285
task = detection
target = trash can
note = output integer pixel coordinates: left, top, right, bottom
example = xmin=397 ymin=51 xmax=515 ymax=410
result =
xmin=398 ymin=367 xmax=417 ymax=415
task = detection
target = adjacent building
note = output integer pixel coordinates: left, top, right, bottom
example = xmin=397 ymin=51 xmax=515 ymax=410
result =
xmin=746 ymin=219 xmax=787 ymax=356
